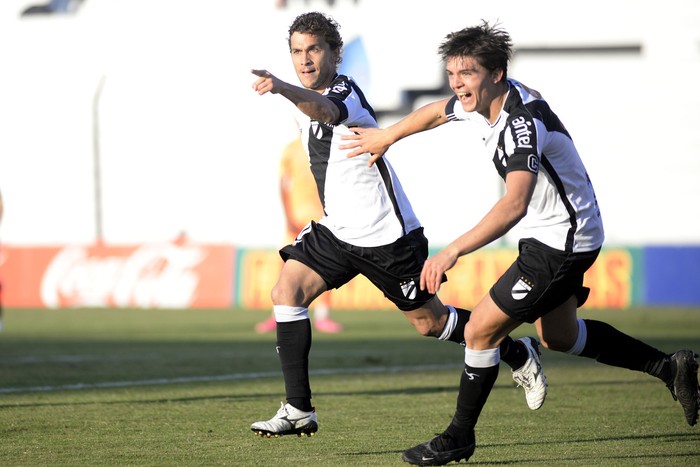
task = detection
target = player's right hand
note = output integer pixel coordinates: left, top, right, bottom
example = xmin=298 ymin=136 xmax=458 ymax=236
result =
xmin=251 ymin=69 xmax=281 ymax=95
xmin=420 ymin=248 xmax=458 ymax=294
xmin=340 ymin=127 xmax=389 ymax=167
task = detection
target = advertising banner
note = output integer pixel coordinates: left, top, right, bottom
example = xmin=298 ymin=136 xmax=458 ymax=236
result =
xmin=0 ymin=242 xmax=235 ymax=309
xmin=234 ymin=247 xmax=638 ymax=311
xmin=3 ymin=243 xmax=689 ymax=310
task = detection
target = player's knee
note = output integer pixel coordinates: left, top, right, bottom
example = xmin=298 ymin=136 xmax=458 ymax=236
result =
xmin=270 ymin=282 xmax=303 ymax=306
xmin=463 ymin=323 xmax=501 ymax=349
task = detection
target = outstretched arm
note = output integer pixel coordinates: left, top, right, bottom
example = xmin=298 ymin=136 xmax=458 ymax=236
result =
xmin=420 ymin=170 xmax=537 ymax=294
xmin=251 ymin=69 xmax=340 ymax=124
xmin=340 ymin=98 xmax=450 ymax=166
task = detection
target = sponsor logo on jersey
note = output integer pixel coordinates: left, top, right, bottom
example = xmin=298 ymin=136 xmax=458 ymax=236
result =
xmin=510 ymin=116 xmax=534 ymax=149
xmin=527 ymin=154 xmax=539 ymax=173
xmin=400 ymin=279 xmax=417 ymax=300
xmin=330 ymin=80 xmax=349 ymax=96
xmin=511 ymin=276 xmax=534 ymax=300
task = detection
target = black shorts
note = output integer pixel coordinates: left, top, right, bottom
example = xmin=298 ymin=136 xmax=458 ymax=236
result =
xmin=279 ymin=221 xmax=442 ymax=311
xmin=490 ymin=238 xmax=600 ymax=323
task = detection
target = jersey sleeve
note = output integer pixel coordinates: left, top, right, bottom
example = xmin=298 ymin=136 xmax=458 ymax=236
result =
xmin=504 ymin=112 xmax=540 ymax=175
xmin=325 ymin=75 xmax=352 ymax=123
xmin=445 ymin=95 xmax=464 ymax=121
xmin=324 ymin=75 xmax=377 ymax=128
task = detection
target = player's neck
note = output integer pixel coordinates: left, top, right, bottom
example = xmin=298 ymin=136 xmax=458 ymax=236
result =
xmin=484 ymin=82 xmax=509 ymax=125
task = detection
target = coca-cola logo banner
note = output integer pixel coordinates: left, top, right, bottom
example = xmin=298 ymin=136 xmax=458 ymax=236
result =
xmin=1 ymin=243 xmax=235 ymax=309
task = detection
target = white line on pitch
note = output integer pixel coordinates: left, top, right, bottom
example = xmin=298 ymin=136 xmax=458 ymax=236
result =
xmin=0 ymin=364 xmax=459 ymax=394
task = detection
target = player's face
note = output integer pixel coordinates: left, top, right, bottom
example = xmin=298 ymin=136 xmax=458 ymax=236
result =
xmin=290 ymin=32 xmax=338 ymax=92
xmin=446 ymin=56 xmax=503 ymax=122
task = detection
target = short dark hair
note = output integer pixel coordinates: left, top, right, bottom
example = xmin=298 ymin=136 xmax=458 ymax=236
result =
xmin=288 ymin=12 xmax=344 ymax=66
xmin=438 ymin=20 xmax=512 ymax=82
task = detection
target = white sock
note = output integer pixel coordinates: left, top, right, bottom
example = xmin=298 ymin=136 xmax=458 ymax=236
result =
xmin=438 ymin=305 xmax=458 ymax=341
xmin=465 ymin=347 xmax=501 ymax=367
xmin=273 ymin=305 xmax=309 ymax=323
xmin=566 ymin=318 xmax=587 ymax=355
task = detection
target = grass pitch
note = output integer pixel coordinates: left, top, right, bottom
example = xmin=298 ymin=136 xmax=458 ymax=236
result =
xmin=0 ymin=307 xmax=699 ymax=466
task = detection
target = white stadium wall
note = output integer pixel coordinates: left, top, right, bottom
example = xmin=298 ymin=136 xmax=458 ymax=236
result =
xmin=0 ymin=0 xmax=699 ymax=248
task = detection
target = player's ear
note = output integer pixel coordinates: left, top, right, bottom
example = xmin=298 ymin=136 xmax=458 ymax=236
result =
xmin=492 ymin=68 xmax=504 ymax=84
xmin=333 ymin=49 xmax=341 ymax=67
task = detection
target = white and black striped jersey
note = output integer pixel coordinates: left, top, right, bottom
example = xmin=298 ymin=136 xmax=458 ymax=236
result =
xmin=293 ymin=74 xmax=421 ymax=247
xmin=446 ymin=78 xmax=604 ymax=253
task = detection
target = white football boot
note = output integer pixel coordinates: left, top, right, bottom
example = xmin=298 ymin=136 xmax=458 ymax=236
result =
xmin=251 ymin=402 xmax=318 ymax=437
xmin=511 ymin=337 xmax=548 ymax=410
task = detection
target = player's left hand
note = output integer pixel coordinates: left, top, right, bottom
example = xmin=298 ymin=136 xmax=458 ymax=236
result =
xmin=420 ymin=248 xmax=458 ymax=294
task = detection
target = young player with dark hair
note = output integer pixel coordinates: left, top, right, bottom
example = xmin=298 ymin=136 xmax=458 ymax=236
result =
xmin=342 ymin=20 xmax=699 ymax=465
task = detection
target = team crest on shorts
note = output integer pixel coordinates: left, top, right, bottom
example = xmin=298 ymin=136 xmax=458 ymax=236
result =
xmin=400 ymin=279 xmax=417 ymax=300
xmin=511 ymin=276 xmax=534 ymax=300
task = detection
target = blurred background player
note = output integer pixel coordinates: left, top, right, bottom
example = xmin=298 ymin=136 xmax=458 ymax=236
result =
xmin=255 ymin=137 xmax=342 ymax=334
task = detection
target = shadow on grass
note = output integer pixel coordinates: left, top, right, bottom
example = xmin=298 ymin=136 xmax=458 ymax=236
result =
xmin=340 ymin=432 xmax=700 ymax=464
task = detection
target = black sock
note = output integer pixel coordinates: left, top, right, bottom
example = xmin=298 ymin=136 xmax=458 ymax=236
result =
xmin=446 ymin=308 xmax=470 ymax=345
xmin=448 ymin=308 xmax=526 ymax=369
xmin=276 ymin=320 xmax=313 ymax=412
xmin=500 ymin=338 xmax=528 ymax=370
xmin=444 ymin=362 xmax=499 ymax=442
xmin=580 ymin=319 xmax=671 ymax=383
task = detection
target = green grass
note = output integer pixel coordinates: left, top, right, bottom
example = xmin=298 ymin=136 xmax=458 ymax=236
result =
xmin=0 ymin=307 xmax=699 ymax=466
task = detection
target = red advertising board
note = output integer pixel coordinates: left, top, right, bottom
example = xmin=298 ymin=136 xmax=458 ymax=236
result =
xmin=0 ymin=243 xmax=235 ymax=309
